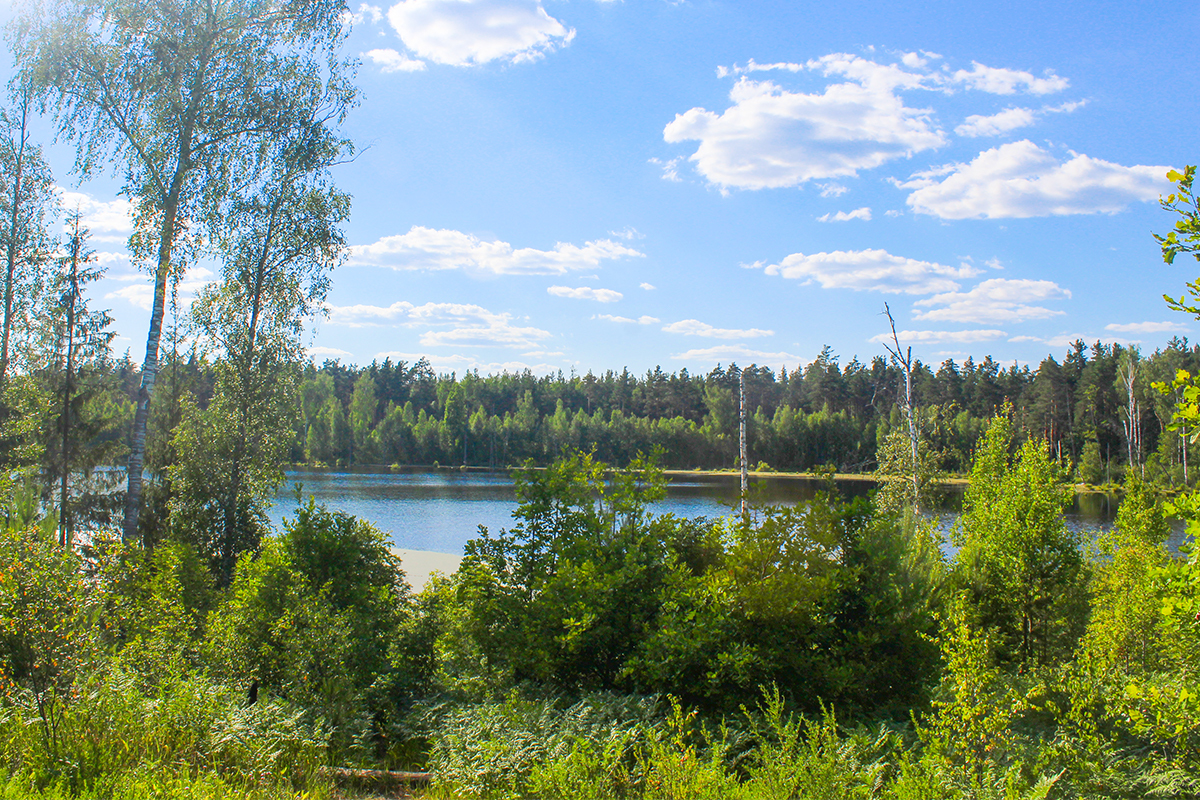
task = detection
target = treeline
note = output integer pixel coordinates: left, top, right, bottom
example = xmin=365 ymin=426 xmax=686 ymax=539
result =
xmin=281 ymin=336 xmax=1197 ymax=482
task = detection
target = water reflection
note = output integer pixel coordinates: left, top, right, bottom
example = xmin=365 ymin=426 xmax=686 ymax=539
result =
xmin=268 ymin=467 xmax=1188 ymax=556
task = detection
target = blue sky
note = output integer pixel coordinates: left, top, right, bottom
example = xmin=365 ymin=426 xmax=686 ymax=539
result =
xmin=6 ymin=0 xmax=1200 ymax=376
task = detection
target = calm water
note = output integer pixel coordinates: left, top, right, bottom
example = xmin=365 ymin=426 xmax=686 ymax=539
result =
xmin=266 ymin=468 xmax=1181 ymax=556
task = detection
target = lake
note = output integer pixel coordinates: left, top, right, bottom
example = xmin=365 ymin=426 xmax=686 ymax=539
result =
xmin=266 ymin=467 xmax=1177 ymax=556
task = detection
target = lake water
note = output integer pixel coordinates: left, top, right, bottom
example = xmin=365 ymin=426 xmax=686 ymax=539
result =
xmin=266 ymin=467 xmax=1180 ymax=556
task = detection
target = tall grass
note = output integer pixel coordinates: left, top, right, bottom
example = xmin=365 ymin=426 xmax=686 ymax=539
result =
xmin=413 ymin=688 xmax=1082 ymax=800
xmin=0 ymin=668 xmax=327 ymax=797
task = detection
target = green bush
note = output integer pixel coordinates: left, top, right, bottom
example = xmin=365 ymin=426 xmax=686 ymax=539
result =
xmin=204 ymin=499 xmax=422 ymax=759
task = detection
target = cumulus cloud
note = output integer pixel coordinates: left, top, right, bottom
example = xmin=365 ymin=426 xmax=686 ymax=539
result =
xmin=950 ymin=62 xmax=1068 ymax=95
xmin=639 ymin=282 xmax=656 ymax=291
xmin=913 ymin=278 xmax=1070 ymax=323
xmin=386 ymin=0 xmax=575 ymax=67
xmin=547 ymin=285 xmax=623 ymax=303
xmin=596 ymin=314 xmax=659 ymax=325
xmin=955 ymin=100 xmax=1086 ymax=138
xmin=1105 ymin=321 xmax=1189 ymax=334
xmin=867 ymin=328 xmax=1007 ymax=344
xmin=762 ymin=249 xmax=980 ymax=295
xmin=345 ymin=3 xmax=385 ymax=24
xmin=57 ymin=188 xmax=134 ymax=243
xmin=670 ymin=344 xmax=803 ymax=368
xmin=818 ymin=183 xmax=849 ymax=197
xmin=663 ymin=319 xmax=773 ymax=339
xmin=901 ymin=141 xmax=1173 ymax=219
xmin=954 ymin=107 xmax=1036 ymax=137
xmin=327 ymin=300 xmax=552 ymax=349
xmin=105 ymin=266 xmax=214 ymax=310
xmin=350 ymin=226 xmax=643 ymax=274
xmin=309 ymin=346 xmax=354 ymax=359
xmin=364 ymin=48 xmax=426 ymax=72
xmin=817 ymin=206 xmax=871 ymax=222
xmin=668 ymin=53 xmax=1076 ymax=191
xmin=665 ymin=59 xmax=947 ymax=190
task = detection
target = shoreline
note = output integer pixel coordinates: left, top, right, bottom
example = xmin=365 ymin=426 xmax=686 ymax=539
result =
xmin=392 ymin=548 xmax=463 ymax=593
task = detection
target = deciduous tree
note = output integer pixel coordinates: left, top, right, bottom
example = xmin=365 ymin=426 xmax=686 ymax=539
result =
xmin=13 ymin=0 xmax=353 ymax=542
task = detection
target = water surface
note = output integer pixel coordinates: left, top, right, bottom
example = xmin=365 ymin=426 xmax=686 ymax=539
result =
xmin=267 ymin=468 xmax=1174 ymax=556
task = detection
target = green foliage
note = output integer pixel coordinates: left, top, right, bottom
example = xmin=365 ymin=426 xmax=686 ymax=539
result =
xmin=955 ymin=412 xmax=1087 ymax=669
xmin=168 ymin=367 xmax=298 ymax=582
xmin=1156 ymin=166 xmax=1200 ymax=267
xmin=419 ymin=692 xmax=663 ymax=799
xmin=98 ymin=539 xmax=214 ymax=684
xmin=1077 ymin=438 xmax=1104 ymax=485
xmin=0 ymin=503 xmax=92 ymax=744
xmin=204 ymin=500 xmax=415 ymax=756
xmin=0 ymin=670 xmax=326 ymax=796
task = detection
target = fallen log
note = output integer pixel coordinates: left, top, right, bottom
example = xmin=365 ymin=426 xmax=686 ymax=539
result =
xmin=319 ymin=766 xmax=433 ymax=784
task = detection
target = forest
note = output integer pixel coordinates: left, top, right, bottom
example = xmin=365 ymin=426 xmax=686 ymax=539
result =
xmin=4 ymin=0 xmax=1200 ymax=798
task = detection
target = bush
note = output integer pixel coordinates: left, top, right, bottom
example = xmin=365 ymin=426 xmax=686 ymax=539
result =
xmin=204 ymin=499 xmax=420 ymax=759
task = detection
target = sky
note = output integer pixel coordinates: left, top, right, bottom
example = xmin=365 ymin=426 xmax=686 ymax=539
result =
xmin=3 ymin=0 xmax=1200 ymax=378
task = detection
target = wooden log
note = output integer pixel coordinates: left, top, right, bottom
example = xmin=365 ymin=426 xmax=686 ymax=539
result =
xmin=318 ymin=766 xmax=433 ymax=784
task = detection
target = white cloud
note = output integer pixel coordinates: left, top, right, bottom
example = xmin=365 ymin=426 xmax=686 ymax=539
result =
xmin=913 ymin=278 xmax=1070 ymax=323
xmin=386 ymin=0 xmax=575 ymax=67
xmin=762 ymin=249 xmax=980 ymax=295
xmin=420 ymin=324 xmax=550 ymax=348
xmin=1013 ymin=332 xmax=1138 ymax=348
xmin=94 ymin=251 xmax=130 ymax=266
xmin=954 ymin=107 xmax=1036 ymax=137
xmin=648 ymin=156 xmax=683 ymax=182
xmin=608 ymin=227 xmax=644 ymax=240
xmin=954 ymin=100 xmax=1086 ymax=138
xmin=901 ymin=141 xmax=1173 ymax=219
xmin=350 ymin=226 xmax=643 ymax=274
xmin=818 ymin=183 xmax=848 ymax=197
xmin=327 ymin=300 xmax=552 ymax=349
xmin=104 ymin=265 xmax=214 ymax=310
xmin=663 ymin=319 xmax=773 ymax=339
xmin=373 ymin=350 xmax=559 ymax=374
xmin=1105 ymin=321 xmax=1189 ymax=334
xmin=57 ymin=188 xmax=134 ymax=240
xmin=547 ymin=285 xmax=623 ymax=303
xmin=720 ymin=55 xmax=1066 ymax=95
xmin=670 ymin=344 xmax=803 ymax=368
xmin=664 ymin=59 xmax=947 ymax=190
xmin=675 ymin=53 xmax=1076 ymax=191
xmin=868 ymin=328 xmax=1007 ymax=344
xmin=950 ymin=62 xmax=1068 ymax=95
xmin=345 ymin=3 xmax=385 ymax=24
xmin=595 ymin=314 xmax=659 ymax=325
xmin=309 ymin=346 xmax=354 ymax=359
xmin=639 ymin=282 xmax=655 ymax=291
xmin=817 ymin=206 xmax=871 ymax=222
xmin=364 ymin=48 xmax=426 ymax=72
xmin=326 ymin=300 xmax=415 ymax=326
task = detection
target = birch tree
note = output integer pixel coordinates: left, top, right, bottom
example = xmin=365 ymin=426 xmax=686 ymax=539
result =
xmin=12 ymin=0 xmax=354 ymax=543
xmin=1118 ymin=349 xmax=1143 ymax=480
xmin=0 ymin=80 xmax=56 ymax=381
xmin=169 ymin=123 xmax=350 ymax=581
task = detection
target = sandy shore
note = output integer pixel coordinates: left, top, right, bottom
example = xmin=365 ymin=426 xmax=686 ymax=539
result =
xmin=392 ymin=548 xmax=463 ymax=592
